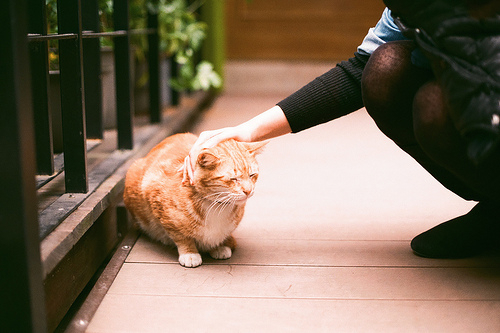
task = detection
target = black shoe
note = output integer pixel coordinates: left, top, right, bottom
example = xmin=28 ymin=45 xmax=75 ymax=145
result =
xmin=411 ymin=202 xmax=500 ymax=259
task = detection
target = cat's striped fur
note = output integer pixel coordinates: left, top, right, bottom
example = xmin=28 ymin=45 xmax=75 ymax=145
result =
xmin=124 ymin=133 xmax=266 ymax=267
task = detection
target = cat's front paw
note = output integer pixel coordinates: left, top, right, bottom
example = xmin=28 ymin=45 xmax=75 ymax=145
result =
xmin=209 ymin=246 xmax=232 ymax=260
xmin=178 ymin=253 xmax=202 ymax=267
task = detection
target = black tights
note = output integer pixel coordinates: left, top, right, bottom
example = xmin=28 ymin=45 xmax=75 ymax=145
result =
xmin=361 ymin=41 xmax=500 ymax=202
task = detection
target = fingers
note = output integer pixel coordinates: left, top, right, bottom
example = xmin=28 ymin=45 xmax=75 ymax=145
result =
xmin=183 ymin=128 xmax=240 ymax=186
xmin=195 ymin=128 xmax=228 ymax=149
xmin=181 ymin=130 xmax=225 ymax=186
xmin=181 ymin=155 xmax=192 ymax=186
xmin=190 ymin=129 xmax=231 ymax=160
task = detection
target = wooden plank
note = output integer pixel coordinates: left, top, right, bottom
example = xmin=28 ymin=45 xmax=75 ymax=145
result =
xmin=36 ymin=139 xmax=101 ymax=189
xmin=44 ymin=206 xmax=118 ymax=332
xmin=38 ymin=150 xmax=132 ymax=238
xmin=38 ymin=127 xmax=158 ymax=239
xmin=36 ymin=152 xmax=64 ymax=188
xmin=127 ymin=236 xmax=500 ymax=268
xmin=108 ymin=263 xmax=500 ymax=301
xmin=57 ymin=230 xmax=140 ymax=333
xmin=88 ymin=295 xmax=500 ymax=333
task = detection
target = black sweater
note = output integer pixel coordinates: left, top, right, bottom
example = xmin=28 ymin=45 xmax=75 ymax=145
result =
xmin=277 ymin=52 xmax=370 ymax=133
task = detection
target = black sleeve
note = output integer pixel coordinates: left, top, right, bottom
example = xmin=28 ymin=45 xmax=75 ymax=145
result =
xmin=277 ymin=52 xmax=370 ymax=133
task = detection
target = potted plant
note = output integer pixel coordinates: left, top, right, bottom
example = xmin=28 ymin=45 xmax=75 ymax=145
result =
xmin=45 ymin=0 xmax=222 ymax=133
xmin=95 ymin=0 xmax=223 ymax=116
xmin=151 ymin=0 xmax=222 ymax=92
xmin=134 ymin=0 xmax=222 ymax=113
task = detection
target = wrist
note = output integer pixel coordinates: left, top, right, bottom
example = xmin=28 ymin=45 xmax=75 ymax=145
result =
xmin=255 ymin=105 xmax=291 ymax=141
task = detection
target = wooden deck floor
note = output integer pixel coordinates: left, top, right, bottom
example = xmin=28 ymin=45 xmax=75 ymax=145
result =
xmin=86 ymin=61 xmax=500 ymax=332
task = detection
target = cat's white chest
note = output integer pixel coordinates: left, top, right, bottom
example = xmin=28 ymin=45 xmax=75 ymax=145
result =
xmin=197 ymin=203 xmax=238 ymax=249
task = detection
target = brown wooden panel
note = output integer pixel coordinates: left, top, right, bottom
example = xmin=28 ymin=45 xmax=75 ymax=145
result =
xmin=44 ymin=207 xmax=118 ymax=332
xmin=226 ymin=0 xmax=386 ymax=60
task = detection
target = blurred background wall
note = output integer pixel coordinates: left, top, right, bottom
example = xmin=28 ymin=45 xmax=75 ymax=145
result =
xmin=225 ymin=0 xmax=386 ymax=61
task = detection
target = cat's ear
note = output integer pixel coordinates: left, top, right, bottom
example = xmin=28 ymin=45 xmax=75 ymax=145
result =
xmin=197 ymin=150 xmax=219 ymax=169
xmin=244 ymin=141 xmax=268 ymax=156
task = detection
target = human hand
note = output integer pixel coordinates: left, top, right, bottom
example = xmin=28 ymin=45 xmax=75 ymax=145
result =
xmin=181 ymin=105 xmax=291 ymax=185
xmin=182 ymin=126 xmax=253 ymax=185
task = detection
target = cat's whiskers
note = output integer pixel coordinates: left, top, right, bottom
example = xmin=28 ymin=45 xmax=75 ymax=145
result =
xmin=218 ymin=194 xmax=236 ymax=215
xmin=205 ymin=191 xmax=232 ymax=206
xmin=203 ymin=191 xmax=236 ymax=224
xmin=215 ymin=193 xmax=238 ymax=216
xmin=204 ymin=191 xmax=230 ymax=201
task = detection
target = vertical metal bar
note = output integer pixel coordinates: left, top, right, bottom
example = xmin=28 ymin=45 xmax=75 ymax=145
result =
xmin=170 ymin=56 xmax=180 ymax=106
xmin=28 ymin=0 xmax=54 ymax=175
xmin=148 ymin=2 xmax=161 ymax=123
xmin=0 ymin=0 xmax=47 ymax=332
xmin=82 ymin=0 xmax=103 ymax=139
xmin=58 ymin=0 xmax=89 ymax=193
xmin=114 ymin=0 xmax=134 ymax=149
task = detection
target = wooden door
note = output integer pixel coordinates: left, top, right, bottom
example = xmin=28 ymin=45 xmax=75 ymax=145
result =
xmin=225 ymin=0 xmax=386 ymax=60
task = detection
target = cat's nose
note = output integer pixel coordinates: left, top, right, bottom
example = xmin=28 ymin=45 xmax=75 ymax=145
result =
xmin=241 ymin=181 xmax=253 ymax=197
xmin=242 ymin=187 xmax=252 ymax=197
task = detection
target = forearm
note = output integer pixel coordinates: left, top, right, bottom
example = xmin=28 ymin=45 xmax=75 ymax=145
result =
xmin=278 ymin=52 xmax=369 ymax=133
xmin=238 ymin=52 xmax=369 ymax=140
xmin=237 ymin=105 xmax=292 ymax=142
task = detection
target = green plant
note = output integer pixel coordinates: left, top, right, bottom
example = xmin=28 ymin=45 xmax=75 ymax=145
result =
xmin=148 ymin=0 xmax=221 ymax=91
xmin=45 ymin=0 xmax=221 ymax=91
xmin=46 ymin=0 xmax=59 ymax=70
xmin=98 ymin=0 xmax=114 ymax=47
xmin=98 ymin=0 xmax=150 ymax=51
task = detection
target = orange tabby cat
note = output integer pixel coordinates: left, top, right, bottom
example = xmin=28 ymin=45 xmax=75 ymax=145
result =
xmin=124 ymin=133 xmax=266 ymax=267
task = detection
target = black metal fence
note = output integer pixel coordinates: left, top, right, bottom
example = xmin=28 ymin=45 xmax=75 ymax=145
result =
xmin=30 ymin=0 xmax=162 ymax=192
xmin=1 ymin=0 xmax=172 ymax=331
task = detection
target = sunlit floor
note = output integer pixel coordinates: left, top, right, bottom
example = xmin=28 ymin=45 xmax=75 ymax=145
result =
xmin=86 ymin=61 xmax=500 ymax=332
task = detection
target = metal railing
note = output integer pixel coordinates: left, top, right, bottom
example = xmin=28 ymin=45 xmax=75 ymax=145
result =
xmin=1 ymin=0 xmax=175 ymax=331
xmin=28 ymin=0 xmax=162 ymax=192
